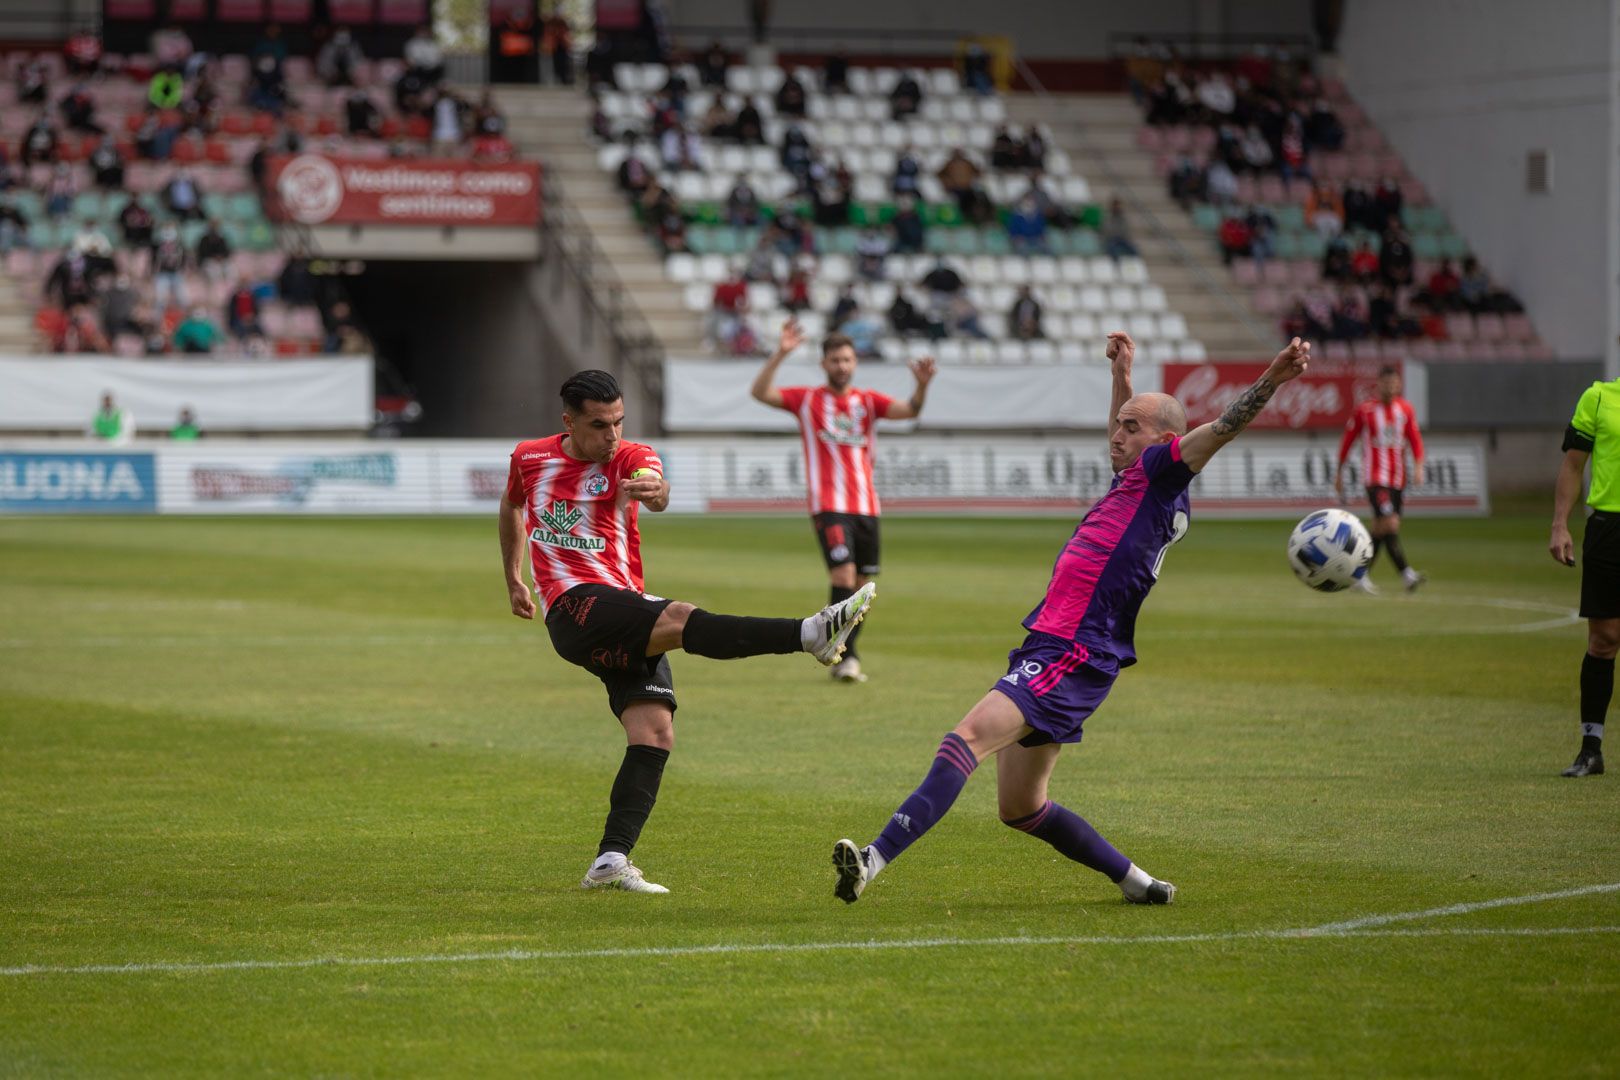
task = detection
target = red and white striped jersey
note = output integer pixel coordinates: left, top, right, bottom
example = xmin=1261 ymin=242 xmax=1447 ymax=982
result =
xmin=1338 ymin=397 xmax=1424 ymax=489
xmin=503 ymin=434 xmax=663 ymax=613
xmin=778 ymin=385 xmax=896 ymax=516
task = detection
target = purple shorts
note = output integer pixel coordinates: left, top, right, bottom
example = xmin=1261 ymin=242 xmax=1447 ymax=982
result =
xmin=990 ymin=632 xmax=1119 ymax=746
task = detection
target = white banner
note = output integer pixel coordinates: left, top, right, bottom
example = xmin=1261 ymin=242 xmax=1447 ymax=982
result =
xmin=0 ymin=357 xmax=373 ymax=431
xmin=663 ymin=359 xmax=1117 ymax=432
xmin=0 ymin=434 xmax=1488 ymax=517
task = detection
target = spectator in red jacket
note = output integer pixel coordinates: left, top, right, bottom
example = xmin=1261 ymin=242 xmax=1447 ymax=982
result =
xmin=64 ymin=29 xmax=102 ymax=76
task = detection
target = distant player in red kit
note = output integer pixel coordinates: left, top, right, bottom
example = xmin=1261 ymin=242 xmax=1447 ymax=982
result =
xmin=750 ymin=320 xmax=936 ymax=683
xmin=1335 ymin=365 xmax=1426 ymax=593
xmin=499 ymin=370 xmax=875 ymax=894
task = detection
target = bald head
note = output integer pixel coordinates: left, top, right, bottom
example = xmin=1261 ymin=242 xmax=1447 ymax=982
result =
xmin=1128 ymin=392 xmax=1187 ymax=436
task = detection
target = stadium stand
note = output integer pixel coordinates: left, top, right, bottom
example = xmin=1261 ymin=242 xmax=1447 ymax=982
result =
xmin=583 ymin=57 xmax=1208 ymax=365
xmin=1126 ymin=54 xmax=1552 ymax=361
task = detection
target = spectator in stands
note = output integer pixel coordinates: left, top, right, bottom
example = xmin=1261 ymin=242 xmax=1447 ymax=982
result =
xmin=830 ymin=284 xmax=858 ymax=327
xmin=432 ymin=89 xmax=465 ymax=156
xmin=823 ymin=53 xmax=850 ymax=94
xmin=64 ymin=27 xmax=101 ymax=76
xmin=1196 ymin=72 xmax=1236 ymax=120
xmin=781 ymin=261 xmax=812 ymax=312
xmin=1372 ymin=177 xmax=1403 ymax=234
xmin=944 ymin=292 xmax=990 ymax=340
xmin=1008 ymin=285 xmax=1043 ymax=341
xmin=71 ymin=219 xmax=112 ymax=261
xmin=1239 ymin=124 xmax=1274 ymax=174
xmin=811 ymin=170 xmax=851 ymax=226
xmin=1245 ymin=204 xmax=1277 ymax=265
xmin=118 ymin=197 xmax=154 ymax=249
xmin=1305 ymin=181 xmax=1344 ymax=237
xmin=638 ymin=179 xmax=677 ymax=225
xmin=87 ymin=137 xmax=125 ymax=190
xmin=1102 ymin=197 xmax=1139 ymax=261
xmin=776 ymin=73 xmax=808 ymax=118
xmin=1006 ymin=193 xmax=1049 ymax=255
xmin=472 ymin=127 xmax=514 ymax=163
xmin=1341 ymin=179 xmax=1375 ymax=233
xmin=891 ymin=146 xmax=922 ymax=197
xmin=961 ymin=43 xmax=992 ymax=96
xmin=248 ymin=53 xmax=289 ymax=116
xmin=173 ymin=306 xmax=220 ymax=355
xmin=889 ymin=288 xmax=942 ymax=340
xmin=16 ymin=57 xmax=48 ymax=106
xmin=699 ymin=97 xmax=736 ymax=141
xmin=890 ymin=71 xmax=923 ymax=121
xmin=100 ymin=273 xmax=140 ymax=340
xmin=891 ymin=196 xmax=926 ymax=254
xmin=493 ymin=8 xmax=539 ymax=84
xmin=698 ymin=41 xmax=729 ymax=88
xmin=346 ymin=85 xmax=384 ymax=138
xmin=133 ymin=111 xmax=179 ymax=161
xmin=990 ymin=126 xmax=1022 ymax=169
xmin=150 ymin=223 xmax=189 ymax=312
xmin=43 ymin=163 xmax=76 ymax=219
xmin=734 ymin=99 xmax=764 ymax=145
xmin=196 ymin=220 xmax=231 ymax=282
xmin=709 ymin=261 xmax=748 ymax=343
xmin=617 ymin=141 xmax=653 ymax=199
xmin=149 ymin=23 xmax=194 ymax=75
xmin=21 ymin=114 xmax=58 ymax=167
xmin=1369 ymin=283 xmax=1420 ymax=339
xmin=89 ymin=392 xmax=134 ymax=441
xmin=318 ymin=301 xmax=360 ymax=354
xmin=655 ymin=208 xmax=689 ymax=255
xmin=317 ymin=26 xmax=364 ymax=88
xmin=1204 ymin=158 xmax=1238 ymax=204
xmin=1022 ymin=127 xmax=1048 ymax=172
xmin=0 ymin=197 xmax=27 ymax=255
xmin=1349 ymin=238 xmax=1380 ymax=282
xmin=1302 ymin=290 xmax=1335 ymax=340
xmin=1379 ymin=226 xmax=1414 ymax=288
xmin=659 ymin=124 xmax=704 ymax=171
xmin=1332 ymin=285 xmax=1370 ymax=341
xmin=1320 ymin=237 xmax=1351 ymax=282
xmin=165 ymin=169 xmax=203 ymax=221
xmin=938 ymin=148 xmax=988 ymax=222
xmin=1278 ymin=113 xmax=1309 ymax=181
xmin=170 ymin=407 xmax=201 ymax=440
xmin=0 ymin=145 xmax=17 ymax=192
xmin=770 ymin=207 xmax=813 ymax=258
xmin=474 ymin=90 xmax=507 ymax=138
xmin=1457 ymin=256 xmax=1491 ymax=311
xmin=1423 ymin=259 xmax=1461 ymax=311
xmin=543 ymin=13 xmax=575 ymax=85
xmin=725 ymin=177 xmax=760 ymax=227
xmin=45 ymin=247 xmax=99 ymax=309
xmin=835 ymin=301 xmax=884 ymax=359
xmin=59 ymin=83 xmax=103 ymax=136
xmin=1217 ymin=210 xmax=1252 ymax=265
xmin=1304 ymin=97 xmax=1344 ymax=151
xmin=225 ymin=279 xmax=262 ymax=341
xmin=780 ymin=125 xmax=815 ymax=192
xmin=855 ymin=228 xmax=889 ymax=281
xmin=920 ymin=257 xmax=965 ymax=313
xmin=1168 ymin=155 xmax=1206 ymax=210
xmin=252 ymin=22 xmax=288 ymax=75
xmin=48 ymin=304 xmax=108 ymax=354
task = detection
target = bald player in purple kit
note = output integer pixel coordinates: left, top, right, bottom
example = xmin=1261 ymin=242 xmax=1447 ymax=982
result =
xmin=831 ymin=331 xmax=1312 ymax=905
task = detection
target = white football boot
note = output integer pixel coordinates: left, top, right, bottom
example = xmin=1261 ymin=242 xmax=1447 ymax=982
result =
xmin=581 ymin=854 xmax=669 ymax=894
xmin=806 ymin=583 xmax=876 ymax=666
xmin=832 ymin=838 xmax=877 ymax=903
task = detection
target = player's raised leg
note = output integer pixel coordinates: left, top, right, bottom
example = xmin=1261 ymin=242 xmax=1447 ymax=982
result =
xmin=832 ymin=691 xmax=1029 ymax=903
xmin=645 ymin=584 xmax=875 ymax=667
xmin=997 ymin=741 xmax=1174 ymax=903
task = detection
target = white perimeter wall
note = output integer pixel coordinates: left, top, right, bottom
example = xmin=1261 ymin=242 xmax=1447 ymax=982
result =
xmin=1339 ymin=0 xmax=1615 ymax=361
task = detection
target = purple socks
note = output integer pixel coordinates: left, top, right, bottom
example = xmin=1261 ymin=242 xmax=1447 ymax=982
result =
xmin=871 ymin=733 xmax=977 ymax=863
xmin=1003 ymin=800 xmax=1130 ymax=882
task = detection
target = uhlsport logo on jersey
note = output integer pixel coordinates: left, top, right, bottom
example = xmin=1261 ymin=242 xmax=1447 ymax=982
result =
xmin=0 ymin=452 xmax=156 ymax=513
xmin=531 ymin=499 xmax=605 ymax=551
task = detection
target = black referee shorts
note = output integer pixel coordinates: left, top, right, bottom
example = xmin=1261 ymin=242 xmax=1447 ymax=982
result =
xmin=545 ymin=584 xmax=678 ymax=718
xmin=1581 ymin=511 xmax=1620 ymax=619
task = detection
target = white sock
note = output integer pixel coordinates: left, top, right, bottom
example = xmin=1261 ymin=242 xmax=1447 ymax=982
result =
xmin=800 ymin=616 xmax=818 ymax=652
xmin=591 ymin=852 xmax=626 ymax=873
xmin=863 ymin=845 xmax=888 ymax=878
xmin=1118 ymin=863 xmax=1153 ymax=900
xmin=1402 ymin=567 xmax=1421 ymax=583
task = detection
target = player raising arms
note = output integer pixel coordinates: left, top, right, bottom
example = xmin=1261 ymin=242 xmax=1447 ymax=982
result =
xmin=829 ymin=333 xmax=1311 ymax=906
xmin=501 ymin=370 xmax=875 ymax=894
xmin=751 ymin=320 xmax=936 ymax=684
xmin=1334 ymin=365 xmax=1426 ymax=593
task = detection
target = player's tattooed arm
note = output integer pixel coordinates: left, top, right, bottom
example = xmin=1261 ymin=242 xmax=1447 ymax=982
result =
xmin=1178 ymin=338 xmax=1310 ymax=473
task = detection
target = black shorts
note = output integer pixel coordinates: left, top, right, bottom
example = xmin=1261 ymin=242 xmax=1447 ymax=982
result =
xmin=812 ymin=512 xmax=881 ymax=575
xmin=545 ymin=584 xmax=679 ymax=718
xmin=1581 ymin=511 xmax=1620 ymax=619
xmin=1366 ymin=486 xmax=1404 ymax=520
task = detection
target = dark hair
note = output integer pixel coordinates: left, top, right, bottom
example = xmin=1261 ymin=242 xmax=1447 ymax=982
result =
xmin=1378 ymin=364 xmax=1400 ymax=378
xmin=822 ymin=333 xmax=855 ymax=357
xmin=559 ymin=369 xmax=622 ymax=412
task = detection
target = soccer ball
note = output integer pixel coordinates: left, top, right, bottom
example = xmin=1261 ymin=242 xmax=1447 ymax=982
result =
xmin=1287 ymin=509 xmax=1374 ymax=592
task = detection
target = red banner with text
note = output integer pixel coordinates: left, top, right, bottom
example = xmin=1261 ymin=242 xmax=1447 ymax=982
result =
xmin=266 ymin=154 xmax=542 ymax=227
xmin=1161 ymin=361 xmax=1399 ymax=431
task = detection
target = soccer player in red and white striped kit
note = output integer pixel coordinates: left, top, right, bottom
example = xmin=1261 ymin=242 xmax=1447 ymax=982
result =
xmin=499 ymin=370 xmax=875 ymax=894
xmin=751 ymin=320 xmax=936 ymax=683
xmin=1335 ymin=365 xmax=1426 ymax=593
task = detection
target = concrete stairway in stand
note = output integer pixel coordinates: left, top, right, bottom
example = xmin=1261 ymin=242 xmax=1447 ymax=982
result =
xmin=0 ymin=271 xmax=37 ymax=353
xmin=492 ymin=85 xmax=702 ymax=354
xmin=1006 ymin=92 xmax=1277 ymax=360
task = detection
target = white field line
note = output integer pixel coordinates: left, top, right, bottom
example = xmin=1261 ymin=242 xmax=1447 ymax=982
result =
xmin=0 ymin=634 xmax=520 ymax=649
xmin=3 ymin=883 xmax=1616 ymax=979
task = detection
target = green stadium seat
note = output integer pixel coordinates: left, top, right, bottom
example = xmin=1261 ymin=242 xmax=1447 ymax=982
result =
xmin=980 ymin=228 xmax=1011 ymax=255
xmin=1438 ymin=233 xmax=1469 ymax=259
xmin=9 ymin=190 xmax=43 ymax=219
xmin=227 ymin=193 xmax=263 ymax=222
xmin=1271 ymin=231 xmax=1302 ymax=260
xmin=710 ymin=227 xmax=743 ymax=256
xmin=1191 ymin=204 xmax=1222 ymax=231
xmin=71 ymin=192 xmax=104 ymax=220
xmin=827 ymin=227 xmax=860 ymax=254
xmin=180 ymin=220 xmax=208 ymax=248
xmin=925 ymin=202 xmax=962 ymax=227
xmin=244 ymin=221 xmax=276 ymax=252
xmin=1411 ymin=233 xmax=1442 ymax=260
xmin=1297 ymin=231 xmax=1328 ymax=260
xmin=1075 ymin=204 xmax=1103 ymax=230
xmin=1071 ymin=230 xmax=1103 ymax=257
xmin=951 ymin=228 xmax=983 ymax=255
xmin=1274 ymin=204 xmax=1306 ymax=232
xmin=684 ymin=225 xmax=713 ymax=254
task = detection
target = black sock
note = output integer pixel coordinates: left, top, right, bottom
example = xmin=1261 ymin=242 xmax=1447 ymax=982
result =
xmin=598 ymin=744 xmax=670 ymax=857
xmin=1580 ymin=653 xmax=1611 ymax=754
xmin=829 ymin=585 xmax=859 ymax=659
xmin=1384 ymin=532 xmax=1410 ymax=573
xmin=682 ymin=608 xmax=802 ymax=659
xmin=1368 ymin=536 xmax=1383 ymax=569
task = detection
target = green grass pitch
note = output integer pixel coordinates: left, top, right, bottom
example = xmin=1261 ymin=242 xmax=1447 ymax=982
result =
xmin=2 ymin=512 xmax=1616 ymax=1076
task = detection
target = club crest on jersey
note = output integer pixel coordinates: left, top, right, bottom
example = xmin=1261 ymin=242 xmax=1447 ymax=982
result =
xmin=585 ymin=473 xmax=610 ymax=496
xmin=530 ymin=499 xmax=605 ymax=551
xmin=817 ymin=411 xmax=867 ymax=448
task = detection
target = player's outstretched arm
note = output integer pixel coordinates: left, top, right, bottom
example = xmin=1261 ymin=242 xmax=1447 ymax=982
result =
xmin=749 ymin=318 xmax=805 ymax=410
xmin=885 ymin=355 xmax=936 ymax=420
xmin=499 ymin=496 xmax=536 ymax=619
xmin=1179 ymin=337 xmax=1310 ymax=474
xmin=1105 ymin=330 xmax=1134 ymax=441
xmin=1551 ymin=448 xmax=1589 ymax=566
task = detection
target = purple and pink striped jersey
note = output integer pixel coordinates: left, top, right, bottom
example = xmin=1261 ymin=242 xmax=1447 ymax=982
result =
xmin=1022 ymin=438 xmax=1195 ymax=666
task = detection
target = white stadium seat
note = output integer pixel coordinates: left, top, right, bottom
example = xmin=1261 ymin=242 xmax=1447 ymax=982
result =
xmin=935 ymin=339 xmax=966 ymax=364
xmin=1128 ymin=313 xmax=1159 ymax=339
xmin=1058 ymin=256 xmax=1089 ymax=284
xmin=698 ymin=254 xmax=729 ymax=281
xmin=1061 ymin=177 xmax=1092 ymax=204
xmin=1108 ymin=285 xmax=1138 ymax=313
xmin=1078 ymin=285 xmax=1108 ymax=312
xmin=977 ymin=97 xmax=1007 ymax=124
xmin=995 ymin=340 xmax=1029 ymax=364
xmin=1087 ymin=256 xmax=1120 ymax=284
xmin=1158 ymin=312 xmax=1190 ymax=340
xmin=1026 ymin=340 xmax=1058 ymax=364
xmin=967 ymin=340 xmax=996 ymax=365
xmin=682 ymin=282 xmax=710 ymax=311
xmin=1118 ymin=257 xmax=1149 ymax=284
xmin=930 ymin=69 xmax=961 ymax=95
xmin=1137 ymin=284 xmax=1168 ymax=311
xmin=666 ymin=254 xmax=697 ymax=283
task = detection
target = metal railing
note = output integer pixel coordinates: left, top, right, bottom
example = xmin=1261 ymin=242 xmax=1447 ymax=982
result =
xmin=539 ymin=170 xmax=665 ymax=403
xmin=1011 ymin=55 xmax=1276 ymax=352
